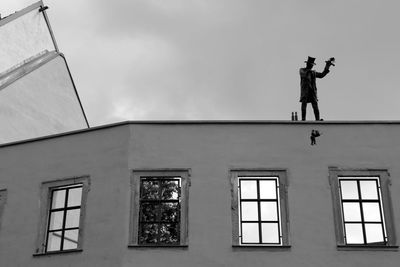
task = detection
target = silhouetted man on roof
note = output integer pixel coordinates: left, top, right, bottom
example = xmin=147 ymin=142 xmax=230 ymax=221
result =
xmin=299 ymin=56 xmax=335 ymax=121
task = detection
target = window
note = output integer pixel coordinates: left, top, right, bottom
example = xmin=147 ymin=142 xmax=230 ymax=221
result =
xmin=130 ymin=169 xmax=190 ymax=247
xmin=46 ymin=184 xmax=83 ymax=252
xmin=230 ymin=169 xmax=290 ymax=247
xmin=35 ymin=176 xmax=90 ymax=255
xmin=329 ymin=168 xmax=397 ymax=249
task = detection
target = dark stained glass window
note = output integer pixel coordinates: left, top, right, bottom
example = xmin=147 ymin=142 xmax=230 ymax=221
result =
xmin=46 ymin=184 xmax=83 ymax=252
xmin=139 ymin=178 xmax=181 ymax=245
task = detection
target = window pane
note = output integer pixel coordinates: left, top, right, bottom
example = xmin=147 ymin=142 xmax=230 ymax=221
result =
xmin=141 ymin=180 xmax=160 ymax=199
xmin=63 ymin=229 xmax=79 ymax=250
xmin=65 ymin=209 xmax=81 ymax=228
xmin=47 ymin=231 xmax=62 ymax=251
xmin=260 ymin=202 xmax=278 ymax=221
xmin=345 ymin=223 xmax=364 ymax=244
xmin=140 ymin=203 xmax=159 ymax=222
xmin=365 ymin=223 xmax=385 ymax=244
xmin=67 ymin=187 xmax=82 ymax=207
xmin=241 ymin=202 xmax=259 ymax=221
xmin=259 ymin=180 xmax=277 ymax=199
xmin=362 ymin=203 xmax=382 ymax=222
xmin=240 ymin=180 xmax=257 ymax=199
xmin=161 ymin=202 xmax=179 ymax=222
xmin=242 ymin=223 xmax=259 ymax=243
xmin=360 ymin=180 xmax=378 ymax=200
xmin=342 ymin=202 xmax=361 ymax=222
xmin=161 ymin=180 xmax=180 ymax=200
xmin=49 ymin=211 xmax=64 ymax=230
xmin=261 ymin=223 xmax=280 ymax=243
xmin=51 ymin=190 xmax=66 ymax=209
xmin=139 ymin=223 xmax=158 ymax=244
xmin=159 ymin=223 xmax=179 ymax=244
xmin=340 ymin=180 xmax=359 ymax=199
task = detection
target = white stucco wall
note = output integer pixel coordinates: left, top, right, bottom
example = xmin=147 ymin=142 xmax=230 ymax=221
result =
xmin=0 ymin=122 xmax=399 ymax=266
xmin=0 ymin=55 xmax=87 ymax=144
xmin=0 ymin=2 xmax=55 ymax=74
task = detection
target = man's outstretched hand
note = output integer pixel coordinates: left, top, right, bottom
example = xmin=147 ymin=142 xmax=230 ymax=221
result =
xmin=326 ymin=57 xmax=335 ymax=67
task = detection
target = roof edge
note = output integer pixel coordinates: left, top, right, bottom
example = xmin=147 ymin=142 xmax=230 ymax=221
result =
xmin=0 ymin=1 xmax=43 ymax=28
xmin=2 ymin=120 xmax=400 ymax=149
xmin=59 ymin=54 xmax=90 ymax=128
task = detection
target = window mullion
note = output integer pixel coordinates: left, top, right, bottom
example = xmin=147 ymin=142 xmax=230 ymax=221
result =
xmin=257 ymin=180 xmax=262 ymax=244
xmin=60 ymin=189 xmax=69 ymax=251
xmin=356 ymin=180 xmax=367 ymax=244
xmin=156 ymin=180 xmax=162 ymax=244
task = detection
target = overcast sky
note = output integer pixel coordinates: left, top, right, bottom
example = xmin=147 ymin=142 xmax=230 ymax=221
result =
xmin=3 ymin=0 xmax=400 ymax=126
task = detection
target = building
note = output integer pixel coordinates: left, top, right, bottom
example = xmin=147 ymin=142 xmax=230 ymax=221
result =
xmin=0 ymin=121 xmax=399 ymax=266
xmin=0 ymin=1 xmax=88 ymax=144
xmin=0 ymin=2 xmax=399 ymax=267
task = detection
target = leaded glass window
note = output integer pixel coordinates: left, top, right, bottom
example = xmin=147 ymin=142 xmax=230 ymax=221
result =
xmin=46 ymin=184 xmax=83 ymax=252
xmin=139 ymin=178 xmax=181 ymax=245
xmin=130 ymin=169 xmax=190 ymax=247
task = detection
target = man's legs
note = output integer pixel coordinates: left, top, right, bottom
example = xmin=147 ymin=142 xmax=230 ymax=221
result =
xmin=311 ymin=101 xmax=320 ymax=121
xmin=301 ymin=102 xmax=307 ymax=121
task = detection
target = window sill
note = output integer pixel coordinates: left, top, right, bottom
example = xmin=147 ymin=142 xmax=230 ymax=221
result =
xmin=337 ymin=245 xmax=399 ymax=251
xmin=128 ymin=244 xmax=188 ymax=249
xmin=232 ymin=245 xmax=291 ymax=251
xmin=33 ymin=249 xmax=83 ymax=257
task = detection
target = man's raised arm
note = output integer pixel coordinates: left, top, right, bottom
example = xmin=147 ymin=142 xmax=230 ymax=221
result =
xmin=316 ymin=57 xmax=335 ymax=78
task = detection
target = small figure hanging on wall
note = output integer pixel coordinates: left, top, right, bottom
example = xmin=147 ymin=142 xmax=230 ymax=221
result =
xmin=299 ymin=57 xmax=335 ymax=121
xmin=310 ymin=130 xmax=321 ymax=145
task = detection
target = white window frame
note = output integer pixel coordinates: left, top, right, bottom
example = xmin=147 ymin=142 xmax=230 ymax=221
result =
xmin=328 ymin=168 xmax=397 ymax=250
xmin=34 ymin=176 xmax=90 ymax=255
xmin=230 ymin=169 xmax=290 ymax=247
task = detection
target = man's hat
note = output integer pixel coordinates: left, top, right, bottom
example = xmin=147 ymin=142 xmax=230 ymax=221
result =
xmin=305 ymin=56 xmax=316 ymax=65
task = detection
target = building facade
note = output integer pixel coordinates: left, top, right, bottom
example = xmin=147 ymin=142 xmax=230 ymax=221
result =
xmin=0 ymin=121 xmax=398 ymax=266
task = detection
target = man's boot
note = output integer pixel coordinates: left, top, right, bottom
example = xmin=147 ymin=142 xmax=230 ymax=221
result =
xmin=311 ymin=101 xmax=320 ymax=121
